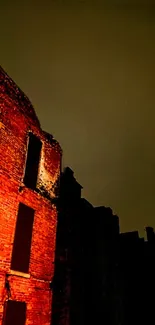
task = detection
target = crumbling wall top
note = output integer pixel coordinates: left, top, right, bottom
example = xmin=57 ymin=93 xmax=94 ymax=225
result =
xmin=0 ymin=66 xmax=40 ymax=127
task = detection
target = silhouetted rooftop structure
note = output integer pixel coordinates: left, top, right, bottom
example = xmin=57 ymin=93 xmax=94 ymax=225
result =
xmin=52 ymin=167 xmax=155 ymax=325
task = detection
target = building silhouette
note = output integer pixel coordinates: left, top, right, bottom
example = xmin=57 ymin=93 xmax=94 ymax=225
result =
xmin=52 ymin=167 xmax=155 ymax=325
xmin=0 ymin=66 xmax=61 ymax=325
xmin=52 ymin=167 xmax=121 ymax=325
xmin=0 ymin=66 xmax=155 ymax=325
xmin=118 ymin=228 xmax=155 ymax=325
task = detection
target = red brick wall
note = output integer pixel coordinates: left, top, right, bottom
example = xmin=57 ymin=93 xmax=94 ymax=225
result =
xmin=0 ymin=67 xmax=62 ymax=325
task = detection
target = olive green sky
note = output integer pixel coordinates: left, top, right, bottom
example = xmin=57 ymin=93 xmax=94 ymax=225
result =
xmin=1 ymin=1 xmax=155 ymax=235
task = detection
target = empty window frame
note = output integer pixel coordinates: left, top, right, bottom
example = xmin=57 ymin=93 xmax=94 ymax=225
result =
xmin=23 ymin=133 xmax=42 ymax=190
xmin=3 ymin=300 xmax=26 ymax=325
xmin=11 ymin=203 xmax=34 ymax=273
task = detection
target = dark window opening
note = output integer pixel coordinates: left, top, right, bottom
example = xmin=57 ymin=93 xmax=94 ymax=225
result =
xmin=11 ymin=203 xmax=34 ymax=273
xmin=23 ymin=133 xmax=42 ymax=190
xmin=3 ymin=300 xmax=26 ymax=325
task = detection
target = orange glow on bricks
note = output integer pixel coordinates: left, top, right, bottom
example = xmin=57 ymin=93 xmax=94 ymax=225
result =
xmin=0 ymin=66 xmax=62 ymax=325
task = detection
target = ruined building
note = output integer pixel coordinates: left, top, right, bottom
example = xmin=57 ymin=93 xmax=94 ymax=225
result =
xmin=0 ymin=66 xmax=61 ymax=325
xmin=1 ymin=66 xmax=155 ymax=325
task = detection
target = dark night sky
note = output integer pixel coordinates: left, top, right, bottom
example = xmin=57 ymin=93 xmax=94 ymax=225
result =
xmin=1 ymin=1 xmax=155 ymax=235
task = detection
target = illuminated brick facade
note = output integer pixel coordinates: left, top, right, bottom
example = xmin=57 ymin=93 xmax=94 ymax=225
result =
xmin=0 ymin=66 xmax=62 ymax=325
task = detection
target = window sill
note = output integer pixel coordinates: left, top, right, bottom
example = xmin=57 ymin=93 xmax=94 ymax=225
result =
xmin=9 ymin=270 xmax=30 ymax=278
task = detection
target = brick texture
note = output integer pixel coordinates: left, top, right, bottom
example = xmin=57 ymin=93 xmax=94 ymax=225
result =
xmin=0 ymin=66 xmax=62 ymax=325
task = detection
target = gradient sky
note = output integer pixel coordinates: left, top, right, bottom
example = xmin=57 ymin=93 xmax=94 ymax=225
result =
xmin=1 ymin=0 xmax=155 ymax=235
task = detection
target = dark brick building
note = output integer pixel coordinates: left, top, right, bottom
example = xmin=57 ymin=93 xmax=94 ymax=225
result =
xmin=52 ymin=167 xmax=155 ymax=325
xmin=118 ymin=228 xmax=155 ymax=325
xmin=52 ymin=167 xmax=121 ymax=325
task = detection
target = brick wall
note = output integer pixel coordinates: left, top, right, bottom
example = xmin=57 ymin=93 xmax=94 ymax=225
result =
xmin=0 ymin=66 xmax=62 ymax=325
